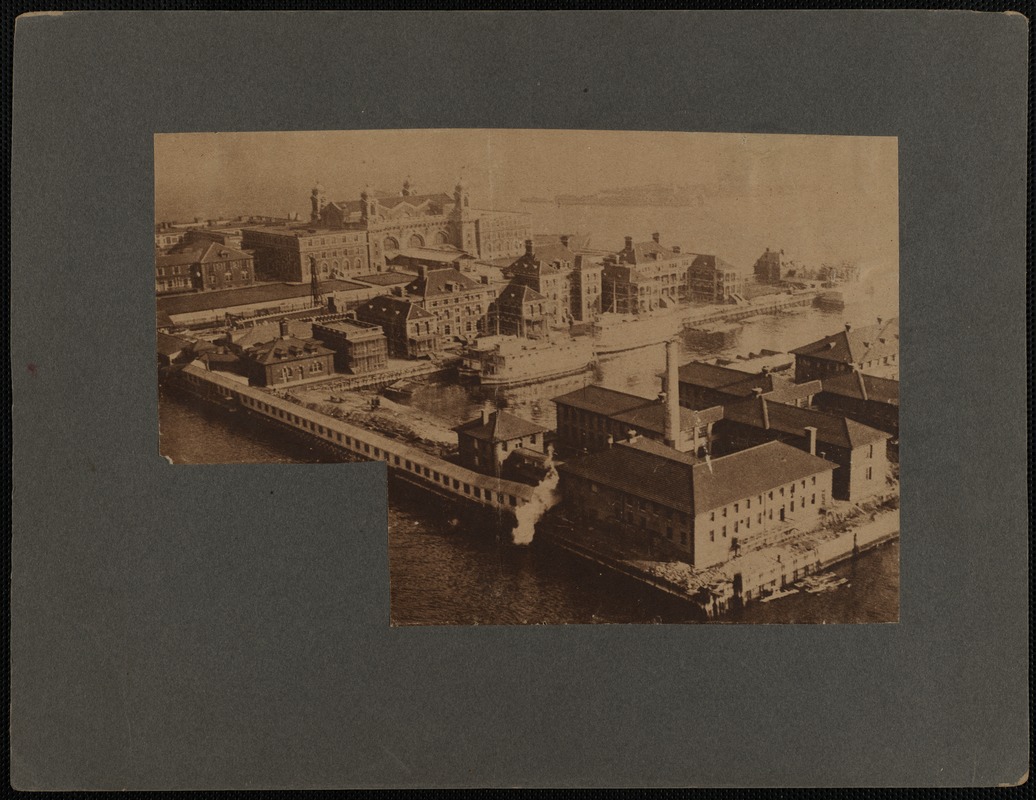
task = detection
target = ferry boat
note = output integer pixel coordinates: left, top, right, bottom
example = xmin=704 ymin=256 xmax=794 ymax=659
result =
xmin=590 ymin=307 xmax=687 ymax=356
xmin=460 ymin=334 xmax=595 ymax=388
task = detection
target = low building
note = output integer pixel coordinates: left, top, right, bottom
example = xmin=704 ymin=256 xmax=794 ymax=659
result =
xmin=353 ymin=294 xmax=440 ymax=359
xmin=815 ymin=371 xmax=899 ymax=438
xmin=155 ymin=240 xmax=256 ymax=294
xmin=558 ymin=437 xmax=836 ymax=568
xmin=454 ymin=408 xmax=548 ymax=477
xmin=677 ymin=361 xmax=820 ymax=410
xmin=235 ymin=320 xmax=335 ymax=387
xmin=489 ymin=281 xmax=552 ymax=338
xmin=155 ymin=279 xmax=376 ymax=328
xmin=688 ymin=254 xmax=747 ymax=304
xmin=790 ymin=318 xmax=899 ymax=382
xmin=312 ymin=319 xmax=389 ymax=375
xmin=716 ymin=395 xmax=889 ymax=502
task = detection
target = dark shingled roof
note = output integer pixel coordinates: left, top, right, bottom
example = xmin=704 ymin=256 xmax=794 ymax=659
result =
xmin=690 ymin=253 xmax=742 ymax=274
xmin=241 ymin=335 xmax=334 ymax=366
xmin=552 ymin=385 xmax=654 ymax=417
xmin=156 ymin=332 xmax=191 ymax=357
xmin=353 ymin=271 xmax=417 ymax=287
xmin=677 ymin=361 xmax=820 ymax=404
xmin=559 ymin=438 xmax=836 ymax=515
xmin=495 ymin=281 xmax=548 ymax=305
xmin=820 ymin=372 xmax=900 ymax=406
xmin=405 ymin=267 xmax=484 ymax=299
xmin=611 ymin=402 xmax=724 ymax=437
xmin=723 ymin=397 xmax=888 ymax=449
xmin=790 ymin=318 xmax=899 ymax=365
xmin=453 ymin=410 xmax=548 ymax=443
xmin=358 ymin=295 xmax=435 ymax=321
xmin=157 ymin=280 xmax=367 ymax=316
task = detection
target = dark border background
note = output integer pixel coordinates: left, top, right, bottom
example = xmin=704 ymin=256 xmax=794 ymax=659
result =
xmin=10 ymin=10 xmax=1029 ymax=789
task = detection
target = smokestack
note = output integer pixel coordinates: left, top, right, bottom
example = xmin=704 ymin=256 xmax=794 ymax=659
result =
xmin=664 ymin=338 xmax=680 ymax=448
xmin=652 ymin=232 xmax=660 ymax=244
xmin=804 ymin=426 xmax=818 ymax=455
xmin=524 ymin=239 xmax=534 ymax=257
xmin=760 ymin=397 xmax=770 ymax=430
xmin=560 ymin=234 xmax=570 ymax=248
xmin=279 ymin=318 xmax=290 ymax=339
xmin=624 ymin=235 xmax=633 ymax=251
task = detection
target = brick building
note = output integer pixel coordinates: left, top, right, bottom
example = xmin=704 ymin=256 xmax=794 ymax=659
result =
xmin=753 ymin=248 xmax=784 ymax=283
xmin=790 ymin=318 xmax=900 ymax=382
xmin=489 ymin=281 xmax=552 ymax=338
xmin=676 ymin=361 xmax=820 ymax=410
xmin=311 ymin=319 xmax=389 ymax=375
xmin=403 ymin=266 xmax=498 ymax=340
xmin=688 ymin=254 xmax=747 ymax=304
xmin=507 ymin=237 xmax=603 ymax=324
xmin=600 ymin=234 xmax=698 ymax=314
xmin=155 ymin=241 xmax=255 ymax=294
xmin=558 ymin=437 xmax=835 ymax=568
xmin=814 ymin=371 xmax=899 ymax=438
xmin=716 ymin=395 xmax=889 ymax=502
xmin=241 ymin=224 xmax=372 ymax=282
xmin=353 ymin=295 xmax=440 ymax=359
xmin=453 ymin=408 xmax=548 ymax=478
xmin=235 ymin=320 xmax=335 ymax=387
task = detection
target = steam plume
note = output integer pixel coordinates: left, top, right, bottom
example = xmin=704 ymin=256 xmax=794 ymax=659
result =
xmin=511 ymin=466 xmax=561 ymax=546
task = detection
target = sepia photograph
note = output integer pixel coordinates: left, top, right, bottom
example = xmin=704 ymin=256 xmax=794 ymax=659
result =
xmin=155 ymin=129 xmax=900 ymax=625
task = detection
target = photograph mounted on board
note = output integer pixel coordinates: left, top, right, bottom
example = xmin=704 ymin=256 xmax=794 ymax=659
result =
xmin=155 ymin=129 xmax=900 ymax=625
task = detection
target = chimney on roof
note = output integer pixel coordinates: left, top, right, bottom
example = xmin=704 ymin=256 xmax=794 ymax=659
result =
xmin=652 ymin=232 xmax=660 ymax=244
xmin=804 ymin=426 xmax=818 ymax=456
xmin=627 ymin=428 xmax=639 ymax=443
xmin=845 ymin=322 xmax=852 ymax=331
xmin=672 ymin=245 xmax=681 ymax=254
xmin=760 ymin=397 xmax=770 ymax=430
xmin=877 ymin=316 xmax=883 ymax=326
xmin=664 ymin=338 xmax=680 ymax=448
xmin=480 ymin=407 xmax=491 ymax=425
xmin=560 ymin=234 xmax=570 ymax=248
xmin=524 ymin=239 xmax=534 ymax=257
xmin=279 ymin=318 xmax=290 ymax=339
xmin=606 ymin=434 xmax=614 ymax=448
xmin=624 ymin=235 xmax=633 ymax=251
xmin=751 ymin=386 xmax=764 ymax=396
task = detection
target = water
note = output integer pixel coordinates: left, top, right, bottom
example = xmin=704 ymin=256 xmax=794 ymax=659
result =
xmin=159 ymin=202 xmax=899 ymax=624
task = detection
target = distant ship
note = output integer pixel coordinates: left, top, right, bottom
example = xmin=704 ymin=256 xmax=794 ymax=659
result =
xmin=459 ymin=335 xmax=595 ymax=387
xmin=590 ymin=308 xmax=687 ymax=356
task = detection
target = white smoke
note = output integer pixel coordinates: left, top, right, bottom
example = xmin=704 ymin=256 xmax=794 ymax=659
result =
xmin=511 ymin=466 xmax=561 ymax=546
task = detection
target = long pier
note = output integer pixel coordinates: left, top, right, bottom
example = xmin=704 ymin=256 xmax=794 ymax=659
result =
xmin=174 ymin=364 xmax=534 ymax=520
xmin=681 ymin=291 xmax=817 ymax=327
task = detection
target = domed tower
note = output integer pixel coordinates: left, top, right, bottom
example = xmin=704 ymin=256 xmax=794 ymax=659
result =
xmin=360 ymin=184 xmax=378 ymax=222
xmin=310 ymin=182 xmax=326 ymax=223
xmin=453 ymin=178 xmax=470 ymax=216
xmin=402 ymin=176 xmax=414 ymax=197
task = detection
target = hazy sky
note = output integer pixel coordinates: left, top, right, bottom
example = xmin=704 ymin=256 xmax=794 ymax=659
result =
xmin=155 ymin=129 xmax=898 ymax=267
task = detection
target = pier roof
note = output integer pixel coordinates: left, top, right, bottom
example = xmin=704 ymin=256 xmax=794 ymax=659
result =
xmin=723 ymin=397 xmax=888 ymax=449
xmin=820 ymin=372 xmax=900 ymax=405
xmin=551 ymin=385 xmax=654 ymax=417
xmin=791 ymin=317 xmax=899 ymax=365
xmin=454 ymin=410 xmax=548 ymax=443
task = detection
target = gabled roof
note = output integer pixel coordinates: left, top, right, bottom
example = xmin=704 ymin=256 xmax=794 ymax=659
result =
xmin=194 ymin=241 xmax=253 ymax=263
xmin=722 ymin=397 xmax=888 ymax=449
xmin=453 ymin=410 xmax=548 ymax=443
xmin=690 ymin=253 xmax=742 ymax=273
xmin=157 ymin=332 xmax=191 ymax=356
xmin=676 ymin=361 xmax=820 ymax=404
xmin=559 ymin=438 xmax=836 ymax=516
xmin=621 ymin=239 xmax=689 ymax=265
xmin=678 ymin=361 xmax=760 ymax=390
xmin=405 ymin=267 xmax=483 ymax=298
xmin=156 ymin=247 xmax=206 ymax=268
xmin=611 ymin=402 xmax=724 ymax=437
xmin=691 ymin=441 xmax=836 ymax=512
xmin=552 ymin=384 xmax=654 ymax=417
xmin=821 ymin=372 xmax=900 ymax=405
xmin=790 ymin=318 xmax=900 ymax=365
xmin=241 ymin=335 xmax=334 ymax=365
xmin=495 ymin=281 xmax=548 ymax=306
xmin=358 ymin=294 xmax=435 ymax=321
xmin=509 ymin=242 xmax=578 ymax=276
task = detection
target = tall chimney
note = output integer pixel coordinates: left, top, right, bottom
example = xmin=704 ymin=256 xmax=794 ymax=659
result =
xmin=664 ymin=338 xmax=680 ymax=448
xmin=624 ymin=235 xmax=633 ymax=251
xmin=524 ymin=239 xmax=534 ymax=257
xmin=804 ymin=426 xmax=818 ymax=455
xmin=279 ymin=318 xmax=290 ymax=339
xmin=652 ymin=232 xmax=660 ymax=244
